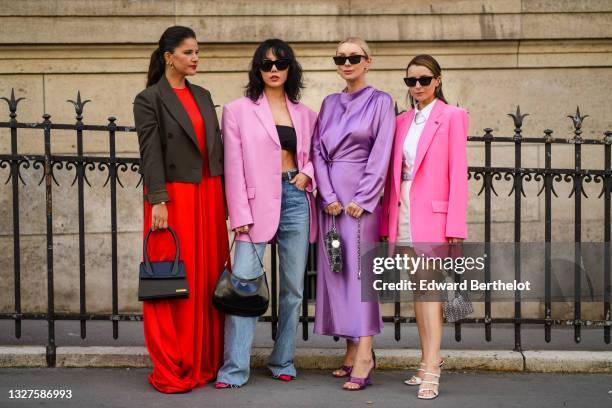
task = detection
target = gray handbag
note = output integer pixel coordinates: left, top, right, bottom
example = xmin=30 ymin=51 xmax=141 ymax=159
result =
xmin=324 ymin=215 xmax=343 ymax=273
xmin=443 ymin=280 xmax=473 ymax=323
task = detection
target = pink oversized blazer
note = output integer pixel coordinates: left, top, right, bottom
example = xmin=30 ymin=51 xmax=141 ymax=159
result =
xmin=223 ymin=93 xmax=318 ymax=243
xmin=380 ymin=99 xmax=469 ymax=243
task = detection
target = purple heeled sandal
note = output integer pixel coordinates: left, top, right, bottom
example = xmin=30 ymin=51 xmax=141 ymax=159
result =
xmin=332 ymin=365 xmax=353 ymax=378
xmin=343 ymin=350 xmax=376 ymax=391
xmin=344 ymin=375 xmax=372 ymax=391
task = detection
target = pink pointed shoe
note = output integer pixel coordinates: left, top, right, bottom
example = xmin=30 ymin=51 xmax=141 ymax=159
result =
xmin=272 ymin=374 xmax=295 ymax=382
xmin=214 ymin=382 xmax=240 ymax=389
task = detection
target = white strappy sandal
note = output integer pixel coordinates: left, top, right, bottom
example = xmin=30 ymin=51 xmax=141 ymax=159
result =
xmin=417 ymin=369 xmax=440 ymax=400
xmin=404 ymin=359 xmax=444 ymax=386
xmin=404 ymin=362 xmax=426 ymax=386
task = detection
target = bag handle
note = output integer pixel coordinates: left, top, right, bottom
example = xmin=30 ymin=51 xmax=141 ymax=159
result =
xmin=143 ymin=227 xmax=180 ymax=277
xmin=224 ymin=231 xmax=265 ymax=272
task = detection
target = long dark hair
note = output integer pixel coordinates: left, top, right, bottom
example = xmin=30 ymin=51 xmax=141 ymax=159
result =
xmin=146 ymin=26 xmax=196 ymax=87
xmin=245 ymin=39 xmax=304 ymax=103
xmin=406 ymin=54 xmax=448 ymax=108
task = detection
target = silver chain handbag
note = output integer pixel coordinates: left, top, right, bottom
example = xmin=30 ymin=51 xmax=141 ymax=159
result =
xmin=324 ymin=215 xmax=343 ymax=273
xmin=325 ymin=214 xmax=363 ymax=278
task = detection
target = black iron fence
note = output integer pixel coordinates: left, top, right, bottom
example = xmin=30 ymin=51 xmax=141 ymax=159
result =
xmin=0 ymin=89 xmax=610 ymax=367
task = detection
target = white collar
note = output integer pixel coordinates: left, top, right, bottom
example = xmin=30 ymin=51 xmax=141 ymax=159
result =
xmin=414 ymin=98 xmax=437 ymax=123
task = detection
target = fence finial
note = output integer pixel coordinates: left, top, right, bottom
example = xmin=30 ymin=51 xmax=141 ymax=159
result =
xmin=67 ymin=91 xmax=91 ymax=122
xmin=568 ymin=106 xmax=588 ymax=141
xmin=508 ymin=105 xmax=529 ymax=135
xmin=543 ymin=129 xmax=553 ymax=143
xmin=1 ymin=88 xmax=25 ymax=120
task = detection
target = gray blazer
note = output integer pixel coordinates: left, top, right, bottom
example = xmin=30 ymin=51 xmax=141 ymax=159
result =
xmin=133 ymin=75 xmax=223 ymax=204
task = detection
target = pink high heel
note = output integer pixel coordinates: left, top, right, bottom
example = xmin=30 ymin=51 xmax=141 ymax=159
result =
xmin=214 ymin=382 xmax=240 ymax=389
xmin=272 ymin=374 xmax=295 ymax=382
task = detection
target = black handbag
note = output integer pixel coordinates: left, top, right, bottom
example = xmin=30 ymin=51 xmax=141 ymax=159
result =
xmin=138 ymin=227 xmax=189 ymax=301
xmin=212 ymin=234 xmax=269 ymax=317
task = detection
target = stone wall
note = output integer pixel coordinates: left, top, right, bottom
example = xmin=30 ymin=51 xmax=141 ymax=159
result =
xmin=0 ymin=1 xmax=611 ymax=317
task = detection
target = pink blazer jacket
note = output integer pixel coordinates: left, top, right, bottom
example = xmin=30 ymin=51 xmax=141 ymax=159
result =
xmin=223 ymin=93 xmax=318 ymax=243
xmin=380 ymin=99 xmax=469 ymax=243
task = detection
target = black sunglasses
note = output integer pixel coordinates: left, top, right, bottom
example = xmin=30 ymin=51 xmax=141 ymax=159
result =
xmin=260 ymin=58 xmax=291 ymax=72
xmin=333 ymin=55 xmax=366 ymax=66
xmin=404 ymin=76 xmax=435 ymax=87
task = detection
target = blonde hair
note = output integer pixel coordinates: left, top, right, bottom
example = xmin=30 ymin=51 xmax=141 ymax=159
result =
xmin=337 ymin=37 xmax=371 ymax=59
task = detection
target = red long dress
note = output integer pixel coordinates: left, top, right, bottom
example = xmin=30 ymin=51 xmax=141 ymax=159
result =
xmin=142 ymin=86 xmax=228 ymax=393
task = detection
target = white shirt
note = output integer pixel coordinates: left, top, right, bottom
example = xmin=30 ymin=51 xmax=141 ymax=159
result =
xmin=402 ymin=98 xmax=437 ymax=179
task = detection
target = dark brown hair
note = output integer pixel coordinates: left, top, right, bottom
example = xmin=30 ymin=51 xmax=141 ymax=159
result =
xmin=147 ymin=26 xmax=196 ymax=87
xmin=406 ymin=54 xmax=448 ymax=108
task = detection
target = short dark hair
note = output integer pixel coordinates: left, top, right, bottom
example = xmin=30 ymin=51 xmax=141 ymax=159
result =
xmin=245 ymin=39 xmax=304 ymax=103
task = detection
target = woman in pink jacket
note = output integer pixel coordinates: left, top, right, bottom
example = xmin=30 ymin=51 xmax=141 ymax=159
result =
xmin=216 ymin=39 xmax=317 ymax=388
xmin=380 ymin=54 xmax=469 ymax=400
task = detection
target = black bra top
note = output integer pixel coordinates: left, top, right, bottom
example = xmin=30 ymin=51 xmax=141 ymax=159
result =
xmin=276 ymin=125 xmax=297 ymax=153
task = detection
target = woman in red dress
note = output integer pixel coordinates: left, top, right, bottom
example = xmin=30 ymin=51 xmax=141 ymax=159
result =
xmin=133 ymin=26 xmax=228 ymax=393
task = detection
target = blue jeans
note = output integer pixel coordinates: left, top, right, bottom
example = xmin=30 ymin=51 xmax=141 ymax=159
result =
xmin=216 ymin=180 xmax=310 ymax=386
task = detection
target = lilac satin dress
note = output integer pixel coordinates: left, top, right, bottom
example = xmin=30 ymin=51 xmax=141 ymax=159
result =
xmin=312 ymin=86 xmax=396 ymax=340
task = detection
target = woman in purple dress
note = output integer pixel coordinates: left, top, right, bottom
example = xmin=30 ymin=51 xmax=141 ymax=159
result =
xmin=312 ymin=37 xmax=396 ymax=391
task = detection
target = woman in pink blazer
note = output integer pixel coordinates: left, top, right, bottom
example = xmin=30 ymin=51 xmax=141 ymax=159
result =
xmin=380 ymin=54 xmax=469 ymax=400
xmin=216 ymin=39 xmax=317 ymax=388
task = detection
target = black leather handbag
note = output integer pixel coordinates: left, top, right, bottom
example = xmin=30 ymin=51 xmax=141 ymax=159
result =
xmin=138 ymin=227 xmax=189 ymax=301
xmin=212 ymin=234 xmax=269 ymax=317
